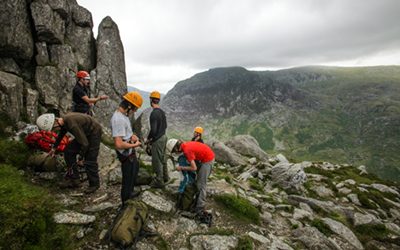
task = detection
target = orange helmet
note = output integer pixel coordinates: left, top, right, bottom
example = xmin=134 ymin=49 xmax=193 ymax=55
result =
xmin=194 ymin=127 xmax=203 ymax=134
xmin=76 ymin=70 xmax=90 ymax=79
xmin=150 ymin=91 xmax=161 ymax=99
xmin=123 ymin=91 xmax=143 ymax=108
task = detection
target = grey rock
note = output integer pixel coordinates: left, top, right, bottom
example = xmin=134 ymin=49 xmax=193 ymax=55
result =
xmin=107 ymin=165 xmax=122 ymax=184
xmin=53 ymin=211 xmax=96 ymax=224
xmin=31 ymin=1 xmax=65 ymax=44
xmin=0 ymin=58 xmax=21 ymax=75
xmin=25 ymin=88 xmax=39 ymax=123
xmin=57 ymin=194 xmax=79 ymax=206
xmin=312 ymin=185 xmax=334 ymax=198
xmin=35 ymin=42 xmax=50 ymax=66
xmin=237 ymin=166 xmax=258 ymax=181
xmin=48 ymin=0 xmax=69 ymax=19
xmin=0 ymin=0 xmax=34 ymax=60
xmin=65 ymin=21 xmax=95 ymax=70
xmin=276 ymin=153 xmax=289 ymax=163
xmin=293 ymin=208 xmax=313 ymax=220
xmin=267 ymin=234 xmax=294 ymax=250
xmin=176 ymin=217 xmax=198 ymax=234
xmin=190 ymin=235 xmax=238 ymax=250
xmin=141 ymin=191 xmax=173 ymax=213
xmin=261 ymin=211 xmax=273 ymax=224
xmin=93 ymin=16 xmax=127 ymax=127
xmin=71 ymin=4 xmax=93 ymax=27
xmin=261 ymin=202 xmax=276 ymax=213
xmin=225 ymin=135 xmax=269 ymax=160
xmin=299 ymin=202 xmax=313 ymax=214
xmin=271 ymin=162 xmax=307 ymax=190
xmin=248 ymin=157 xmax=257 ymax=165
xmin=247 ymin=231 xmax=270 ymax=244
xmin=288 ymin=195 xmax=338 ymax=214
xmin=347 ymin=193 xmax=361 ymax=206
xmin=358 ymin=165 xmax=368 ymax=175
xmin=352 ymin=212 xmax=380 ymax=226
xmin=385 ymin=222 xmax=400 ymax=235
xmin=371 ymin=183 xmax=399 ymax=196
xmin=322 ymin=217 xmax=363 ymax=250
xmin=49 ymin=44 xmax=77 ymax=71
xmin=292 ymin=226 xmax=341 ymax=250
xmin=0 ymin=71 xmax=23 ymax=121
xmin=98 ymin=143 xmax=117 ymax=172
xmin=338 ymin=187 xmax=352 ymax=195
xmin=84 ymin=202 xmax=115 ymax=213
xmin=207 ymin=179 xmax=237 ymax=196
xmin=209 ymin=140 xmax=246 ymax=166
xmin=38 ymin=172 xmax=57 ymax=180
xmin=246 ymin=196 xmax=261 ymax=207
xmin=344 ymin=179 xmax=356 ymax=185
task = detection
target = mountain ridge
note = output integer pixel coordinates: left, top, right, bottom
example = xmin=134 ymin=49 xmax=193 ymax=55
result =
xmin=163 ymin=65 xmax=400 ymax=181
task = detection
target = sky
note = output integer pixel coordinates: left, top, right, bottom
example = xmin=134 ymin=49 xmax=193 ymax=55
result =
xmin=77 ymin=0 xmax=400 ymax=94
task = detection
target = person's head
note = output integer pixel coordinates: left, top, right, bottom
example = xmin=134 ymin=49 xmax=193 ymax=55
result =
xmin=149 ymin=91 xmax=161 ymax=107
xmin=193 ymin=126 xmax=203 ymax=137
xmin=166 ymin=138 xmax=183 ymax=155
xmin=76 ymin=70 xmax=90 ymax=87
xmin=121 ymin=91 xmax=143 ymax=114
xmin=36 ymin=113 xmax=56 ymax=131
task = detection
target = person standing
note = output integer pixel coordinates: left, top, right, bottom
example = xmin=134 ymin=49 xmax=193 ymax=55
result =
xmin=147 ymin=91 xmax=168 ymax=188
xmin=111 ymin=91 xmax=143 ymax=205
xmin=166 ymin=139 xmax=214 ymax=213
xmin=73 ymin=70 xmax=108 ymax=115
xmin=36 ymin=112 xmax=103 ymax=193
xmin=191 ymin=126 xmax=204 ymax=143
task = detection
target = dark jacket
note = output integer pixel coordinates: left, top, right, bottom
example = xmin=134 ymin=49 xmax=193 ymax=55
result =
xmin=147 ymin=108 xmax=167 ymax=142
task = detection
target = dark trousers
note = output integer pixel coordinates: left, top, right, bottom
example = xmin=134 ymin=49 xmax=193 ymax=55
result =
xmin=64 ymin=132 xmax=101 ymax=187
xmin=117 ymin=151 xmax=139 ymax=205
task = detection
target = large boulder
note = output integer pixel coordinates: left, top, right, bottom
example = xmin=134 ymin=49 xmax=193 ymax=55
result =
xmin=271 ymin=162 xmax=307 ymax=190
xmin=190 ymin=235 xmax=238 ymax=250
xmin=93 ymin=16 xmax=127 ymax=127
xmin=0 ymin=0 xmax=34 ymax=61
xmin=322 ymin=218 xmax=363 ymax=250
xmin=226 ymin=134 xmax=269 ymax=160
xmin=209 ymin=140 xmax=246 ymax=166
xmin=292 ymin=226 xmax=340 ymax=250
xmin=0 ymin=71 xmax=24 ymax=121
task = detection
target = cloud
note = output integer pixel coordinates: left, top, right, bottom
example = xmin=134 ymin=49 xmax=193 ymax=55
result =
xmin=78 ymin=0 xmax=400 ymax=92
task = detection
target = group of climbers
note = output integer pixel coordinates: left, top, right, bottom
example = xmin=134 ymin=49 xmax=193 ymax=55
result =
xmin=34 ymin=69 xmax=215 ymax=217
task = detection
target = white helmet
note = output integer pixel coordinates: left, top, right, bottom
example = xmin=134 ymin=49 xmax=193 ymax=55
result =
xmin=36 ymin=113 xmax=55 ymax=131
xmin=166 ymin=138 xmax=179 ymax=154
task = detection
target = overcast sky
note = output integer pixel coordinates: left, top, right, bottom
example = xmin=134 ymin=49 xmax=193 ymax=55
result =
xmin=78 ymin=0 xmax=400 ymax=94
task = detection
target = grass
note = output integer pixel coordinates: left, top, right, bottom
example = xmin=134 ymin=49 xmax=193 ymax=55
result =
xmin=0 ymin=164 xmax=75 ymax=249
xmin=235 ymin=235 xmax=254 ymax=250
xmin=310 ymin=218 xmax=333 ymax=237
xmin=214 ymin=194 xmax=260 ymax=224
xmin=248 ymin=178 xmax=264 ymax=192
xmin=354 ymin=224 xmax=390 ymax=242
xmin=0 ymin=139 xmax=30 ymax=169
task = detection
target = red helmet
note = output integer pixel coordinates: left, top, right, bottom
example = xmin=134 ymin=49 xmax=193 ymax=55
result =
xmin=76 ymin=70 xmax=90 ymax=79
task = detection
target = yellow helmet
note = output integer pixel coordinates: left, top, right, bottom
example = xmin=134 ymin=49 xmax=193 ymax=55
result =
xmin=150 ymin=91 xmax=161 ymax=99
xmin=123 ymin=91 xmax=143 ymax=108
xmin=194 ymin=126 xmax=203 ymax=134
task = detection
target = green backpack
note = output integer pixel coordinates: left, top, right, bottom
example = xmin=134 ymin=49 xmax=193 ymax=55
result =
xmin=28 ymin=152 xmax=58 ymax=172
xmin=177 ymin=183 xmax=198 ymax=211
xmin=111 ymin=200 xmax=148 ymax=247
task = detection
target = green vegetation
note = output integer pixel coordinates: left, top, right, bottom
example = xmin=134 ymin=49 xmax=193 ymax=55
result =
xmin=248 ymin=178 xmax=264 ymax=192
xmin=235 ymin=236 xmax=254 ymax=250
xmin=310 ymin=219 xmax=333 ymax=237
xmin=215 ymin=194 xmax=260 ymax=224
xmin=0 ymin=164 xmax=74 ymax=249
xmin=354 ymin=224 xmax=390 ymax=242
xmin=0 ymin=139 xmax=30 ymax=168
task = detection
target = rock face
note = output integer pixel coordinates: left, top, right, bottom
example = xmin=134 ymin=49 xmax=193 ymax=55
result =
xmin=93 ymin=16 xmax=127 ymax=126
xmin=271 ymin=162 xmax=307 ymax=190
xmin=0 ymin=1 xmax=124 ymax=126
xmin=209 ymin=140 xmax=246 ymax=166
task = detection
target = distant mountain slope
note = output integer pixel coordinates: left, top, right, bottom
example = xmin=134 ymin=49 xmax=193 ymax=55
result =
xmin=127 ymin=85 xmax=165 ymax=111
xmin=163 ymin=66 xmax=400 ymax=181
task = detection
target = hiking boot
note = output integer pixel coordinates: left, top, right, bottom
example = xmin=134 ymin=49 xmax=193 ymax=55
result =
xmin=84 ymin=185 xmax=99 ymax=194
xmin=131 ymin=189 xmax=141 ymax=198
xmin=59 ymin=179 xmax=80 ymax=189
xmin=149 ymin=179 xmax=165 ymax=189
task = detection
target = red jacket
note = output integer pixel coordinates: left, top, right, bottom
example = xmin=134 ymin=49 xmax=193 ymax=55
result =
xmin=181 ymin=141 xmax=215 ymax=163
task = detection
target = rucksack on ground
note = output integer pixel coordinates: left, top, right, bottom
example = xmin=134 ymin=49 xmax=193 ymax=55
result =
xmin=177 ymin=183 xmax=198 ymax=211
xmin=110 ymin=200 xmax=148 ymax=247
xmin=24 ymin=130 xmax=70 ymax=152
xmin=27 ymin=152 xmax=58 ymax=172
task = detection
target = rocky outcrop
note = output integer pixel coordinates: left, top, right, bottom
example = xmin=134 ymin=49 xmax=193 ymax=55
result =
xmin=0 ymin=0 xmax=123 ymax=126
xmin=93 ymin=16 xmax=127 ymax=126
xmin=271 ymin=162 xmax=307 ymax=190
